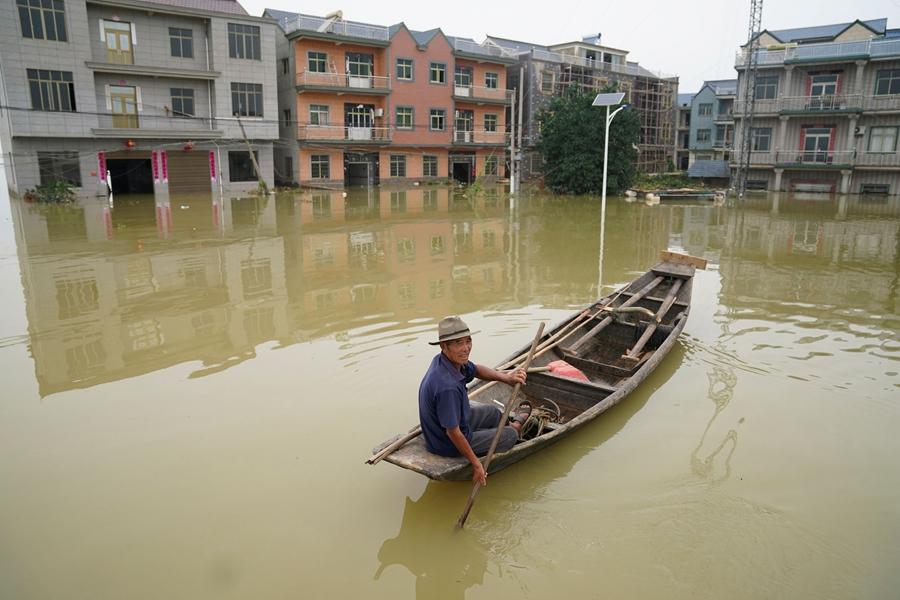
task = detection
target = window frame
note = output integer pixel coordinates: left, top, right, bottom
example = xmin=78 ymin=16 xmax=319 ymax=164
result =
xmin=27 ymin=68 xmax=76 ymax=112
xmin=395 ymin=106 xmax=413 ymax=130
xmin=170 ymin=87 xmax=195 ymax=117
xmin=697 ymin=129 xmax=711 ymax=142
xmin=227 ymin=23 xmax=261 ymax=61
xmin=310 ymin=154 xmax=330 ymax=179
xmin=17 ymin=0 xmax=67 ymax=42
xmin=396 ymin=57 xmax=413 ymax=81
xmin=308 ymin=51 xmax=327 ymax=73
xmin=755 ymin=75 xmax=777 ymax=100
xmin=698 ymin=103 xmax=713 ymax=116
xmin=485 ymin=72 xmax=499 ymax=89
xmin=309 ymin=104 xmax=329 ymax=126
xmin=750 ymin=126 xmax=771 ymax=151
xmin=484 ymin=113 xmax=498 ymax=132
xmin=867 ymin=126 xmax=899 ymax=153
xmin=423 ymin=155 xmax=438 ymax=177
xmin=168 ymin=27 xmax=193 ymax=58
xmin=874 ymin=69 xmax=900 ymax=96
xmin=429 ymin=108 xmax=446 ymax=131
xmin=37 ymin=150 xmax=80 ymax=186
xmin=390 ymin=154 xmax=406 ymax=177
xmin=484 ymin=155 xmax=499 ymax=176
xmin=228 ymin=150 xmax=258 ymax=182
xmin=230 ymin=82 xmax=263 ymax=117
xmin=429 ymin=62 xmax=446 ymax=85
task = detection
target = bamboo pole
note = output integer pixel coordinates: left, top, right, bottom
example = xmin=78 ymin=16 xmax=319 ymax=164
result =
xmin=455 ymin=322 xmax=545 ymax=529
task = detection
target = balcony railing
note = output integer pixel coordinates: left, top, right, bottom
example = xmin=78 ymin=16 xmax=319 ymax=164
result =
xmin=854 ymin=152 xmax=900 ymax=167
xmin=453 ymin=38 xmax=518 ymax=59
xmin=744 ymin=151 xmax=777 ymax=164
xmin=529 ymin=48 xmax=676 ymax=80
xmin=279 ymin=14 xmax=389 ymax=42
xmin=734 ymin=95 xmax=862 ymax=115
xmin=452 ymin=128 xmax=509 ymax=144
xmin=863 ymin=95 xmax=900 ymax=111
xmin=298 ymin=125 xmax=391 ymax=142
xmin=713 ymin=113 xmax=734 ymax=123
xmin=735 ymin=37 xmax=900 ymax=66
xmin=296 ymin=72 xmax=390 ymax=91
xmin=92 ymin=112 xmax=222 ymax=137
xmin=712 ymin=140 xmax=733 ymax=149
xmin=775 ymin=150 xmax=855 ymax=166
xmin=452 ymin=84 xmax=512 ymax=102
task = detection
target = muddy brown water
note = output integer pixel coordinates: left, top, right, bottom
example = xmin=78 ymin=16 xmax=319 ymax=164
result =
xmin=0 ymin=184 xmax=897 ymax=598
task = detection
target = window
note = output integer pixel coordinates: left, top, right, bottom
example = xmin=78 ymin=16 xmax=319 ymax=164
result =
xmin=697 ymin=129 xmax=711 ymax=142
xmin=396 ymin=58 xmax=412 ymax=80
xmin=750 ymin=127 xmax=771 ymax=151
xmin=312 ymin=192 xmax=330 ymax=217
xmin=38 ymin=151 xmax=80 ymax=186
xmin=170 ymin=88 xmax=194 ymax=117
xmin=347 ymin=53 xmax=373 ymax=77
xmin=868 ymin=126 xmax=899 ymax=153
xmin=485 ymin=72 xmax=498 ymax=89
xmin=454 ymin=66 xmax=472 ymax=87
xmin=395 ymin=106 xmax=413 ymax=129
xmin=755 ymin=75 xmax=777 ymax=100
xmin=281 ymin=58 xmax=289 ymax=74
xmin=875 ymin=69 xmax=900 ymax=95
xmin=27 ymin=69 xmax=75 ymax=112
xmin=430 ymin=109 xmax=446 ymax=131
xmin=283 ymin=156 xmax=293 ymax=180
xmin=484 ymin=114 xmax=498 ymax=132
xmin=423 ymin=155 xmax=438 ymax=177
xmin=309 ymin=104 xmax=329 ymax=126
xmin=809 ymin=73 xmax=838 ymax=97
xmin=17 ymin=0 xmax=67 ymax=41
xmin=698 ymin=103 xmax=712 ymax=116
xmin=860 ymin=183 xmax=889 ymax=194
xmin=540 ymin=71 xmax=554 ymax=94
xmin=484 ymin=156 xmax=499 ymax=176
xmin=227 ymin=23 xmax=261 ymax=60
xmin=390 ymin=191 xmax=406 ymax=212
xmin=390 ymin=154 xmax=406 ymax=177
xmin=311 ymin=154 xmax=330 ymax=179
xmin=429 ymin=62 xmax=446 ymax=84
xmin=231 ymin=82 xmax=262 ymax=117
xmin=423 ymin=189 xmax=438 ymax=210
xmin=169 ymin=27 xmax=193 ymax=58
xmin=228 ymin=151 xmax=258 ymax=182
xmin=308 ymin=51 xmax=326 ymax=73
xmin=282 ymin=108 xmax=291 ymax=127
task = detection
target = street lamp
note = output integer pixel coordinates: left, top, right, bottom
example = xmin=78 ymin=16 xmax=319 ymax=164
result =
xmin=592 ymin=92 xmax=628 ymax=295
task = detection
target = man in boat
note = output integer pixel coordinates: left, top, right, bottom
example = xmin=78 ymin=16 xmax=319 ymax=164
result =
xmin=419 ymin=316 xmax=530 ymax=486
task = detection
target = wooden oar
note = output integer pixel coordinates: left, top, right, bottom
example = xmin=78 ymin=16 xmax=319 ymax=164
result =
xmin=455 ymin=322 xmax=545 ymax=530
xmin=623 ymin=277 xmax=683 ymax=360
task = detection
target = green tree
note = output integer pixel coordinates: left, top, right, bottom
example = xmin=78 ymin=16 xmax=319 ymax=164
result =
xmin=536 ymin=85 xmax=640 ymax=195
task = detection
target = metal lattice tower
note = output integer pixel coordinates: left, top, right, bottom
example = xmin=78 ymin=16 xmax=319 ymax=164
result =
xmin=735 ymin=0 xmax=764 ymax=198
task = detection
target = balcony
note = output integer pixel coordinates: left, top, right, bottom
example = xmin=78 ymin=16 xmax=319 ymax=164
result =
xmin=712 ymin=140 xmax=733 ymax=149
xmin=453 ymin=39 xmax=518 ymax=62
xmin=734 ymin=95 xmax=862 ymax=116
xmin=296 ymin=72 xmax=390 ymax=94
xmin=529 ymin=48 xmax=677 ymax=80
xmin=863 ymin=95 xmax=900 ymax=112
xmin=855 ymin=152 xmax=900 ymax=168
xmin=279 ymin=14 xmax=390 ymax=45
xmin=713 ymin=113 xmax=734 ymax=123
xmin=735 ymin=38 xmax=900 ymax=66
xmin=775 ymin=150 xmax=855 ymax=168
xmin=86 ymin=61 xmax=220 ymax=80
xmin=91 ymin=113 xmax=222 ymax=138
xmin=298 ymin=124 xmax=391 ymax=143
xmin=452 ymin=128 xmax=509 ymax=145
xmin=452 ymin=84 xmax=512 ymax=104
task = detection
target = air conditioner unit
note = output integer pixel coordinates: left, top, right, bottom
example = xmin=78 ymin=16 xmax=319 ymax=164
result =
xmin=854 ymin=126 xmax=865 ymax=136
xmin=374 ymin=108 xmax=384 ymax=117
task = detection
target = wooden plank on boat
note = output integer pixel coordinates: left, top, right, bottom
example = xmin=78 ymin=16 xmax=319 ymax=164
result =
xmin=659 ymin=251 xmax=708 ymax=270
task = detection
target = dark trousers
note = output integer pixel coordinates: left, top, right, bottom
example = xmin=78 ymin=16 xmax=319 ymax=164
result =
xmin=468 ymin=403 xmax=518 ymax=456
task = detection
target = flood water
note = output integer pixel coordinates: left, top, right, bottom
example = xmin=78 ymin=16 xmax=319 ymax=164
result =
xmin=0 ymin=182 xmax=898 ymax=599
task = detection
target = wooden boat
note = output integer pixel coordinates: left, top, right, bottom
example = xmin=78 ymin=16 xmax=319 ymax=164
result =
xmin=370 ymin=251 xmax=706 ymax=481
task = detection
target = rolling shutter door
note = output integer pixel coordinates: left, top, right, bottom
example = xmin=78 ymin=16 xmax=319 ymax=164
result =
xmin=166 ymin=150 xmax=211 ymax=194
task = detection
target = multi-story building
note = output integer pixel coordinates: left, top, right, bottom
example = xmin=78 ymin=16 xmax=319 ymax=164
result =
xmin=689 ymin=79 xmax=736 ymax=164
xmin=485 ymin=34 xmax=678 ymax=177
xmin=264 ymin=11 xmax=514 ymax=188
xmin=675 ymin=92 xmax=693 ymax=170
xmin=0 ymin=0 xmax=278 ymax=196
xmin=733 ymin=18 xmax=900 ymax=194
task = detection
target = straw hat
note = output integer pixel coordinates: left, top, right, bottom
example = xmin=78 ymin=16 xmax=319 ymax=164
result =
xmin=429 ymin=316 xmax=479 ymax=345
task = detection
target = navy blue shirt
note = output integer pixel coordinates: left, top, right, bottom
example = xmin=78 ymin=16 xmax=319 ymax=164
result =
xmin=418 ymin=353 xmax=477 ymax=456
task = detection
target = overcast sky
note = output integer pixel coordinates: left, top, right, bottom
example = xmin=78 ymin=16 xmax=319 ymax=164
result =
xmin=245 ymin=0 xmax=899 ymax=92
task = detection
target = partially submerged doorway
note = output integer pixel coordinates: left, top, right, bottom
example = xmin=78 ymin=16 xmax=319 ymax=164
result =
xmin=449 ymin=153 xmax=475 ymax=184
xmin=106 ymin=154 xmax=153 ymax=194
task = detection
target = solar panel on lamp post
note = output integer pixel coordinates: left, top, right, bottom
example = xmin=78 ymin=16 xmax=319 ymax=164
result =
xmin=592 ymin=92 xmax=628 ymax=295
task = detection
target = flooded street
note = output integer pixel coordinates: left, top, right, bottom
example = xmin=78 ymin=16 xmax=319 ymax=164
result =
xmin=0 ymin=183 xmax=898 ymax=599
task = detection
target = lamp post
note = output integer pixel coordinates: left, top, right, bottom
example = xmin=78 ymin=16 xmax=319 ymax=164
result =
xmin=592 ymin=92 xmax=628 ymax=295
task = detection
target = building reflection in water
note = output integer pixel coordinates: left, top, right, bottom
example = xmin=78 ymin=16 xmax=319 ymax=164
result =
xmin=11 ymin=190 xmax=899 ymax=397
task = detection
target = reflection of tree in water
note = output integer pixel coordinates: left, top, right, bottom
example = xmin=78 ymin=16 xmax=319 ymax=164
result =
xmin=691 ymin=362 xmax=738 ymax=484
